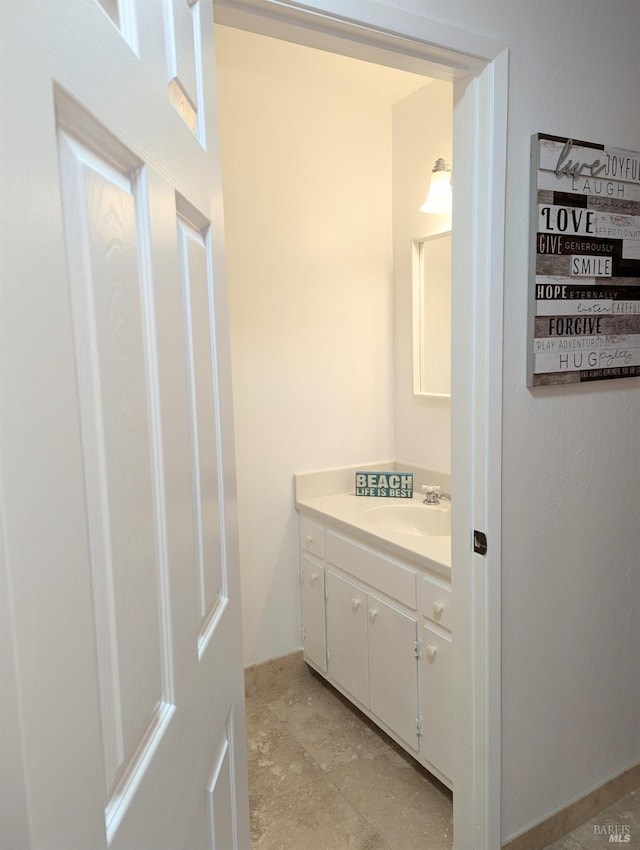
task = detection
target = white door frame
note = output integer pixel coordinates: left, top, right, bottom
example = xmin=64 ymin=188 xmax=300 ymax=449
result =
xmin=213 ymin=3 xmax=507 ymax=847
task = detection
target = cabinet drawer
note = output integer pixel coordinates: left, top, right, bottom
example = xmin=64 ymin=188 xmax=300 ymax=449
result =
xmin=325 ymin=532 xmax=417 ymax=610
xmin=299 ymin=517 xmax=325 ymax=559
xmin=419 ymin=576 xmax=452 ymax=631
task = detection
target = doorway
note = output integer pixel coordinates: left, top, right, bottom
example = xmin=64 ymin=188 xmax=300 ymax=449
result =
xmin=212 ymin=3 xmax=508 ymax=848
xmin=216 ymin=22 xmax=454 ymax=845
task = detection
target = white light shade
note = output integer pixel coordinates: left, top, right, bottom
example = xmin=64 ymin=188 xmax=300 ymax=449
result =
xmin=420 ymin=160 xmax=452 ymax=214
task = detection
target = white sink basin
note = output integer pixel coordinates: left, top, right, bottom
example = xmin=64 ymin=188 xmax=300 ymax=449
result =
xmin=363 ymin=502 xmax=451 ymax=538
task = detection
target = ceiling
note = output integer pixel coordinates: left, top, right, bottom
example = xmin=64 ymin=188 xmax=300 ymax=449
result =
xmin=214 ymin=24 xmax=434 ymax=107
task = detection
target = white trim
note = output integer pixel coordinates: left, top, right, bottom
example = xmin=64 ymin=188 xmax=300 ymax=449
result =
xmin=451 ymin=47 xmax=508 ymax=850
xmin=213 ymin=3 xmax=507 ymax=847
xmin=484 ymin=50 xmax=508 ymax=849
xmin=213 ymin=0 xmax=500 ymax=77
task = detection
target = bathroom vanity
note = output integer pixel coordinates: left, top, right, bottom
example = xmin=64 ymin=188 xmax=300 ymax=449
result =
xmin=295 ymin=467 xmax=453 ymax=789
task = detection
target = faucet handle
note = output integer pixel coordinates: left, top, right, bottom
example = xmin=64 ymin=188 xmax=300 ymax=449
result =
xmin=422 ymin=484 xmax=441 ymax=504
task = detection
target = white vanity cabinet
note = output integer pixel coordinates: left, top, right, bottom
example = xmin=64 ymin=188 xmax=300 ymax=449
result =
xmin=297 ymin=512 xmax=453 ymax=788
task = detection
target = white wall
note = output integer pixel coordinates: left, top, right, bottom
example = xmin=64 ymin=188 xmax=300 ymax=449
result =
xmin=392 ymin=82 xmax=452 ymax=472
xmin=382 ymin=0 xmax=640 ymax=842
xmin=218 ymin=1 xmax=640 ymax=844
xmin=215 ymin=26 xmax=418 ymax=665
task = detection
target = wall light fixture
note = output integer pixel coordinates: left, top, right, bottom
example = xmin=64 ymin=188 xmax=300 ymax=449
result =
xmin=420 ymin=158 xmax=452 ymax=214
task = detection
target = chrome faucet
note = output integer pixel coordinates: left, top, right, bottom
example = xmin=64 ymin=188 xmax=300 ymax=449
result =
xmin=421 ymin=484 xmax=451 ymax=505
xmin=422 ymin=484 xmax=441 ymax=504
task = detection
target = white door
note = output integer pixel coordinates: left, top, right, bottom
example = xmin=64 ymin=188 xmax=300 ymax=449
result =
xmin=0 ymin=3 xmax=250 ymax=849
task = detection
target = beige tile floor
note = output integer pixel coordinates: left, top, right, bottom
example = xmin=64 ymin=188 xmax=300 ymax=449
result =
xmin=245 ymin=662 xmax=640 ymax=850
xmin=245 ymin=664 xmax=453 ymax=850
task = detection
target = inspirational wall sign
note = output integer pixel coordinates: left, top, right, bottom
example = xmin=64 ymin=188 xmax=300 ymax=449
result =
xmin=355 ymin=471 xmax=413 ymax=498
xmin=528 ymin=133 xmax=640 ymax=386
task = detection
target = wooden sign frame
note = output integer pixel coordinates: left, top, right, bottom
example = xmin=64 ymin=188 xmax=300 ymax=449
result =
xmin=528 ymin=133 xmax=640 ymax=386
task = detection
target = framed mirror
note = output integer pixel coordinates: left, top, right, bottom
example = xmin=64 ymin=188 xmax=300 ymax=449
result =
xmin=412 ymin=228 xmax=452 ymax=398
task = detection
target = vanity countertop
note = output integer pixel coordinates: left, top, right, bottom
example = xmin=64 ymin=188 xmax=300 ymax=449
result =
xmin=295 ymin=491 xmax=451 ymax=577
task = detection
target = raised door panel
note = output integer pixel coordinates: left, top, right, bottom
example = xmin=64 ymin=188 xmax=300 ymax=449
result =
xmin=177 ymin=713 xmax=238 ymax=850
xmin=326 ymin=570 xmax=369 ymax=708
xmin=95 ymin=0 xmax=137 ymax=49
xmin=300 ymin=556 xmax=327 ymax=672
xmin=419 ymin=623 xmax=453 ymax=782
xmin=164 ymin=0 xmax=204 ymax=138
xmin=176 ymin=202 xmax=226 ymax=653
xmin=206 ymin=730 xmax=235 ymax=850
xmin=367 ymin=593 xmax=419 ymax=752
xmin=57 ymin=123 xmax=174 ymax=827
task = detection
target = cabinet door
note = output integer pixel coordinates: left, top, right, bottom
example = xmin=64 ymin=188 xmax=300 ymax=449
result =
xmin=300 ymin=556 xmax=327 ymax=672
xmin=419 ymin=623 xmax=453 ymax=781
xmin=368 ymin=592 xmax=419 ymax=751
xmin=326 ymin=570 xmax=369 ymax=708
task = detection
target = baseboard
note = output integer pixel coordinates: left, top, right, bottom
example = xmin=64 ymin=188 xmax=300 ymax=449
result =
xmin=502 ymin=762 xmax=640 ymax=850
xmin=243 ymin=649 xmax=305 ymax=697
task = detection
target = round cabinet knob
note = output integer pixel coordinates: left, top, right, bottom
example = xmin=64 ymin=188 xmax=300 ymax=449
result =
xmin=368 ymin=608 xmax=378 ymax=623
xmin=310 ymin=572 xmax=318 ymax=584
xmin=305 ymin=535 xmax=314 ymax=545
xmin=426 ymin=644 xmax=437 ymax=659
xmin=351 ymin=598 xmax=361 ymax=612
xmin=432 ymin=601 xmax=444 ymax=616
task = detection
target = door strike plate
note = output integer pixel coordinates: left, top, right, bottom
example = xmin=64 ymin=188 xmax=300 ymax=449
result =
xmin=473 ymin=530 xmax=488 ymax=556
